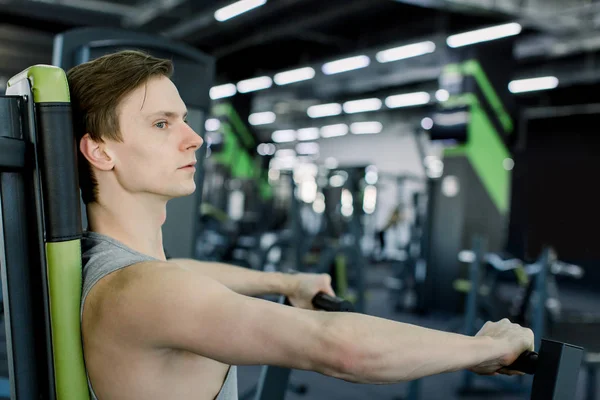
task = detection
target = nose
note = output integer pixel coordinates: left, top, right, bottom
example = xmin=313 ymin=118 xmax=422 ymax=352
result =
xmin=181 ymin=122 xmax=204 ymax=151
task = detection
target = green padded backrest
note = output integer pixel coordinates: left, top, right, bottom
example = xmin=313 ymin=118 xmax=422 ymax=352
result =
xmin=7 ymin=65 xmax=89 ymax=400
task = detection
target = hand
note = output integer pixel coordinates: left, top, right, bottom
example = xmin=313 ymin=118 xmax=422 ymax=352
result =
xmin=287 ymin=273 xmax=336 ymax=310
xmin=469 ymin=318 xmax=535 ymax=376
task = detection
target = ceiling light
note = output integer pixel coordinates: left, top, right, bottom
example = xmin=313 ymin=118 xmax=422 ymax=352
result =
xmin=385 ymin=92 xmax=431 ymax=108
xmin=296 ymin=142 xmax=319 ymax=155
xmin=322 ymin=55 xmax=370 ymax=75
xmin=447 ymin=22 xmax=522 ymax=48
xmin=508 ymin=76 xmax=559 ymax=93
xmin=421 ymin=117 xmax=434 ymax=130
xmin=296 ymin=127 xmax=320 ymax=141
xmin=376 ymin=41 xmax=436 ymax=63
xmin=205 ymin=118 xmax=221 ymax=132
xmin=237 ymin=76 xmax=272 ymax=93
xmin=215 ymin=0 xmax=267 ymax=22
xmin=210 ymin=83 xmax=236 ymax=100
xmin=307 ymin=103 xmax=342 ymax=118
xmin=275 ymin=149 xmax=296 ymax=158
xmin=343 ymin=98 xmax=382 ymax=114
xmin=435 ymin=89 xmax=450 ymax=102
xmin=271 ymin=129 xmax=296 ymax=143
xmin=320 ymin=124 xmax=348 ymax=138
xmin=257 ymin=143 xmax=276 ymax=156
xmin=248 ymin=111 xmax=276 ymax=125
xmin=274 ymin=67 xmax=315 ymax=85
xmin=350 ymin=121 xmax=383 ymax=135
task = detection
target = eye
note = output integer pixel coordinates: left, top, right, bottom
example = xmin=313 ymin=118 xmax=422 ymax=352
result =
xmin=155 ymin=121 xmax=168 ymax=129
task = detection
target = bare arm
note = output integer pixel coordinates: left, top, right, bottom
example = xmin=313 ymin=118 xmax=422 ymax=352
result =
xmin=169 ymin=258 xmax=298 ymax=297
xmin=117 ymin=262 xmax=534 ymax=384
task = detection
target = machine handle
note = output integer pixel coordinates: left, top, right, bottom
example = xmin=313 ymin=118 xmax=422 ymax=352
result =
xmin=312 ymin=293 xmax=355 ymax=312
xmin=507 ymin=350 xmax=538 ymax=375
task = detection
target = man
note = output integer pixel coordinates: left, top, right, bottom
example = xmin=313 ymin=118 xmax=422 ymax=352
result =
xmin=68 ymin=50 xmax=534 ymax=400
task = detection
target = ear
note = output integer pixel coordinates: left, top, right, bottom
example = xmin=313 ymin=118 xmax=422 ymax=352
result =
xmin=80 ymin=133 xmax=115 ymax=171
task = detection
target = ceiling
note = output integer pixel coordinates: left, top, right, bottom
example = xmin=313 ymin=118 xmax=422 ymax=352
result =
xmin=2 ymin=0 xmax=600 ymax=144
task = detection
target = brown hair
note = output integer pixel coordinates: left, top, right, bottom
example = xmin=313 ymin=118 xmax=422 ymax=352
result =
xmin=67 ymin=50 xmax=174 ymax=204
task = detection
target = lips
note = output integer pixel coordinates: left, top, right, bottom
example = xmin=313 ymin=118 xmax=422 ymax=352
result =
xmin=179 ymin=161 xmax=197 ymax=169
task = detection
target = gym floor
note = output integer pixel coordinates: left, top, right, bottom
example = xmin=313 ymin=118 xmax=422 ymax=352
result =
xmin=238 ymin=263 xmax=600 ymax=400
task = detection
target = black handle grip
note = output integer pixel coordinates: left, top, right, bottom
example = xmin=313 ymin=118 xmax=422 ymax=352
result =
xmin=312 ymin=293 xmax=355 ymax=312
xmin=507 ymin=350 xmax=538 ymax=375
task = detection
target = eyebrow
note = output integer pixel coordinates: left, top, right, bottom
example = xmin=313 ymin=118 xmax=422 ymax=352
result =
xmin=146 ymin=110 xmax=188 ymax=119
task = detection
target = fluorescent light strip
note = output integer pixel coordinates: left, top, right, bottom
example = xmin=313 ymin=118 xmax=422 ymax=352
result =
xmin=248 ymin=111 xmax=276 ymax=126
xmin=385 ymin=92 xmax=431 ymax=108
xmin=237 ymin=76 xmax=272 ymax=93
xmin=376 ymin=41 xmax=436 ymax=63
xmin=343 ymin=98 xmax=382 ymax=114
xmin=297 ymin=128 xmax=320 ymax=141
xmin=296 ymin=142 xmax=319 ymax=155
xmin=320 ymin=124 xmax=348 ymax=138
xmin=322 ymin=55 xmax=370 ymax=75
xmin=447 ymin=22 xmax=522 ymax=48
xmin=307 ymin=103 xmax=342 ymax=118
xmin=274 ymin=67 xmax=315 ymax=85
xmin=210 ymin=83 xmax=236 ymax=100
xmin=275 ymin=149 xmax=296 ymax=158
xmin=215 ymin=0 xmax=267 ymax=22
xmin=272 ymin=129 xmax=296 ymax=143
xmin=508 ymin=76 xmax=559 ymax=93
xmin=350 ymin=121 xmax=383 ymax=135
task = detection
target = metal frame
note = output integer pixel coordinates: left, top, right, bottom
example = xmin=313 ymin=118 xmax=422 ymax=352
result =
xmin=0 ymin=95 xmax=52 ymax=399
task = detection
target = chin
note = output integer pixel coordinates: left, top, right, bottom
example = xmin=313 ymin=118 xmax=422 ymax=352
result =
xmin=174 ymin=183 xmax=197 ymax=198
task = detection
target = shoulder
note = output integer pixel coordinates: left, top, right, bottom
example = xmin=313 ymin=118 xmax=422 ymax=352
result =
xmin=83 ymin=261 xmax=242 ymax=352
xmin=82 ymin=259 xmax=170 ymax=324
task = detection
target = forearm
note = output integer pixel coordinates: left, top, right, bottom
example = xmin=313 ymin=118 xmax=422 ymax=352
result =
xmin=169 ymin=259 xmax=295 ymax=297
xmin=321 ymin=313 xmax=503 ymax=384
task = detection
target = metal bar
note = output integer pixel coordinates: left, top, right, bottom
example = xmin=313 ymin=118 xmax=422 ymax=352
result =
xmin=532 ymin=248 xmax=550 ymax=352
xmin=585 ymin=365 xmax=596 ymax=400
xmin=254 ymin=365 xmax=293 ymax=400
xmin=0 ymin=174 xmax=45 ymax=398
xmin=460 ymin=236 xmax=484 ymax=391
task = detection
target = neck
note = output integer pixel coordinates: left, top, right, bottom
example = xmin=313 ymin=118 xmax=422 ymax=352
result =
xmin=86 ymin=193 xmax=168 ymax=261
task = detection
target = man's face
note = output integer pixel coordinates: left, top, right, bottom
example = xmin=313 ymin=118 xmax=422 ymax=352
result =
xmin=108 ymin=75 xmax=203 ymax=200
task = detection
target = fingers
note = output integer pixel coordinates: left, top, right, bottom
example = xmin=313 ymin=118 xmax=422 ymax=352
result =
xmin=497 ymin=368 xmax=526 ymax=376
xmin=321 ymin=274 xmax=336 ymax=297
xmin=525 ymin=328 xmax=535 ymax=351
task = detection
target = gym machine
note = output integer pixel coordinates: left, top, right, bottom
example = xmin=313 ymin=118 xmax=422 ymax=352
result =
xmin=420 ymin=41 xmax=516 ymax=316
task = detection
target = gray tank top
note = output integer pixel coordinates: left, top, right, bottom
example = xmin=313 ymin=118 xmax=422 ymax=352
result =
xmin=81 ymin=231 xmax=238 ymax=400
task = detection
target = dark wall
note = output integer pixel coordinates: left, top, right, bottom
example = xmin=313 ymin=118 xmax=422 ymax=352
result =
xmin=507 ymin=112 xmax=600 ymax=289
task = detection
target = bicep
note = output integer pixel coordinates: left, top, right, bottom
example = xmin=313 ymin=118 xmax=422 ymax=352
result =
xmin=121 ymin=266 xmax=329 ymax=370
